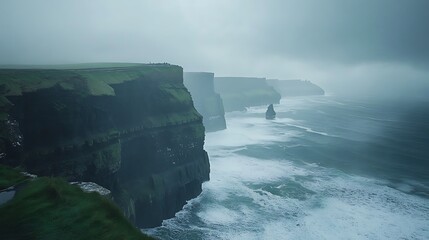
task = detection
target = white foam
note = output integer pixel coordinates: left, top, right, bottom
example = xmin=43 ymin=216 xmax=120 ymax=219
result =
xmin=203 ymin=170 xmax=429 ymax=240
xmin=197 ymin=205 xmax=240 ymax=225
xmin=286 ymin=123 xmax=330 ymax=136
xmin=210 ymin=153 xmax=308 ymax=184
xmin=193 ymin=161 xmax=429 ymax=240
xmin=245 ymin=106 xmax=268 ymax=114
xmin=286 ymin=173 xmax=429 ymax=240
xmin=283 ymin=196 xmax=429 ymax=240
xmin=205 ymin=116 xmax=297 ymax=149
xmin=145 ymin=96 xmax=429 ymax=240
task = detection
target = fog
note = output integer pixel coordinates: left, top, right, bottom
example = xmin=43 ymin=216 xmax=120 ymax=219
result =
xmin=1 ymin=0 xmax=428 ymax=98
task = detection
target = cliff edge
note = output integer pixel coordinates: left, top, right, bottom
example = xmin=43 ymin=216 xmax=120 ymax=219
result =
xmin=0 ymin=63 xmax=210 ymax=228
xmin=184 ymin=72 xmax=226 ymax=132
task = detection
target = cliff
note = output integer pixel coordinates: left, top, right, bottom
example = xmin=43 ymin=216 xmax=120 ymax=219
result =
xmin=0 ymin=63 xmax=210 ymax=228
xmin=267 ymin=79 xmax=324 ymax=97
xmin=184 ymin=72 xmax=226 ymax=132
xmin=0 ymin=165 xmax=153 ymax=240
xmin=214 ymin=77 xmax=281 ymax=112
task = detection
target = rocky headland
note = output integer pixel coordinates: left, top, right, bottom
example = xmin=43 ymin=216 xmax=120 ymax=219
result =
xmin=0 ymin=63 xmax=210 ymax=231
xmin=184 ymin=72 xmax=226 ymax=132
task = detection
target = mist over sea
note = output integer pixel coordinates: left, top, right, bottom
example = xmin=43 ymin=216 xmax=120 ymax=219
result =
xmin=146 ymin=95 xmax=429 ymax=240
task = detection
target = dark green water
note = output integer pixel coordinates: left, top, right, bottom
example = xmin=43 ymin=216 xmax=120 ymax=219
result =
xmin=146 ymin=96 xmax=429 ymax=239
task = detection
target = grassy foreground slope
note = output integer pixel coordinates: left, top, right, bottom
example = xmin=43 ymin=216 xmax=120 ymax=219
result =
xmin=0 ymin=165 xmax=153 ymax=240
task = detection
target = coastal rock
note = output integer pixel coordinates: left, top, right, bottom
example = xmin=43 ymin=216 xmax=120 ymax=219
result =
xmin=71 ymin=181 xmax=111 ymax=197
xmin=184 ymin=72 xmax=226 ymax=132
xmin=266 ymin=104 xmax=276 ymax=120
xmin=0 ymin=63 xmax=210 ymax=228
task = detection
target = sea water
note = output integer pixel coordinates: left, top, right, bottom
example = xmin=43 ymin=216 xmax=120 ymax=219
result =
xmin=145 ymin=95 xmax=429 ymax=240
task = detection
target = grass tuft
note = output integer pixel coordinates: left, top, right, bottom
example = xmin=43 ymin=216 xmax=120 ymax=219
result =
xmin=0 ymin=175 xmax=154 ymax=240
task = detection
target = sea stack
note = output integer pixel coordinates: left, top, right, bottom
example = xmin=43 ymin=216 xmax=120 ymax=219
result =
xmin=266 ymin=104 xmax=276 ymax=120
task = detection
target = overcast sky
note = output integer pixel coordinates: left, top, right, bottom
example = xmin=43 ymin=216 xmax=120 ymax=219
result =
xmin=1 ymin=0 xmax=428 ymax=97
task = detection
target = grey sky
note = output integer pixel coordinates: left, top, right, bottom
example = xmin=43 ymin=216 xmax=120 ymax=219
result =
xmin=1 ymin=0 xmax=428 ymax=96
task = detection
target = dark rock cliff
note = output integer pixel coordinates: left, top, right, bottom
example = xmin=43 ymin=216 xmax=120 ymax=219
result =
xmin=0 ymin=63 xmax=210 ymax=228
xmin=267 ymin=79 xmax=324 ymax=97
xmin=184 ymin=72 xmax=226 ymax=132
xmin=214 ymin=77 xmax=281 ymax=112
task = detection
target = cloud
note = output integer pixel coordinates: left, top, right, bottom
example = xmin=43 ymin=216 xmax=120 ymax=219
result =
xmin=0 ymin=0 xmax=428 ymax=97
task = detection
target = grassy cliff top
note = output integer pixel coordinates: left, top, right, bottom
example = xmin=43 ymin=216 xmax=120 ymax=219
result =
xmin=0 ymin=63 xmax=182 ymax=97
xmin=0 ymin=62 xmax=174 ymax=70
xmin=0 ymin=165 xmax=153 ymax=240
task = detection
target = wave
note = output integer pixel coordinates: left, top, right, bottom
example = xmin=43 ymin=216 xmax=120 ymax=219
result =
xmin=286 ymin=123 xmax=330 ymax=136
xmin=146 ymin=154 xmax=429 ymax=239
xmin=145 ymin=96 xmax=429 ymax=240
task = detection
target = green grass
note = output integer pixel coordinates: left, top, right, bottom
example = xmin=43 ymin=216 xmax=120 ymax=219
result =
xmin=0 ymin=63 xmax=169 ymax=70
xmin=0 ymin=177 xmax=154 ymax=240
xmin=0 ymin=165 xmax=28 ymax=190
xmin=75 ymin=64 xmax=181 ymax=85
xmin=85 ymin=78 xmax=115 ymax=96
xmin=0 ymin=69 xmax=116 ymax=97
xmin=0 ymin=63 xmax=182 ymax=97
xmin=160 ymin=84 xmax=193 ymax=104
xmin=76 ymin=69 xmax=142 ymax=85
xmin=0 ymin=70 xmax=77 ymax=96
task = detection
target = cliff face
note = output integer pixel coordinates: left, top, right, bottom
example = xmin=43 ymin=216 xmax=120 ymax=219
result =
xmin=214 ymin=77 xmax=281 ymax=112
xmin=184 ymin=72 xmax=226 ymax=132
xmin=267 ymin=79 xmax=324 ymax=97
xmin=0 ymin=63 xmax=210 ymax=228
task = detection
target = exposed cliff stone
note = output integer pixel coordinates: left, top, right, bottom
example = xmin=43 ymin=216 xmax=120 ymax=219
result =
xmin=214 ymin=77 xmax=281 ymax=112
xmin=71 ymin=181 xmax=112 ymax=198
xmin=267 ymin=79 xmax=324 ymax=97
xmin=0 ymin=63 xmax=210 ymax=228
xmin=184 ymin=72 xmax=226 ymax=132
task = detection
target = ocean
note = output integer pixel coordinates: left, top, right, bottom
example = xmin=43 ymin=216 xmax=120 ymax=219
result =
xmin=145 ymin=95 xmax=429 ymax=240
